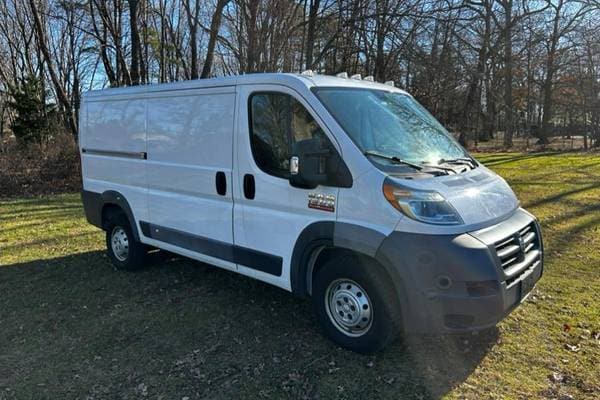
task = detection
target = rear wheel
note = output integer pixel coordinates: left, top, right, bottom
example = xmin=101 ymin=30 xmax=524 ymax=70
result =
xmin=105 ymin=213 xmax=147 ymax=270
xmin=312 ymin=254 xmax=402 ymax=353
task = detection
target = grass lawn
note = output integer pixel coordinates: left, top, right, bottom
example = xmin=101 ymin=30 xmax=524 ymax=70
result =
xmin=1 ymin=153 xmax=599 ymax=399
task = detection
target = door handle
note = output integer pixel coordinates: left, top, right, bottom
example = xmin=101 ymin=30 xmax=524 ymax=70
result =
xmin=243 ymin=174 xmax=255 ymax=199
xmin=215 ymin=171 xmax=227 ymax=196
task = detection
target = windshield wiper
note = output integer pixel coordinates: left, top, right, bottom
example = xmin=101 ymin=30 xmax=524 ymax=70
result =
xmin=438 ymin=157 xmax=477 ymax=169
xmin=364 ymin=151 xmax=425 ymax=171
xmin=365 ymin=151 xmax=458 ymax=175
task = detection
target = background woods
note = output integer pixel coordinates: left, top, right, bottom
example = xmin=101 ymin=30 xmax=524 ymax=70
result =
xmin=0 ymin=0 xmax=599 ymax=154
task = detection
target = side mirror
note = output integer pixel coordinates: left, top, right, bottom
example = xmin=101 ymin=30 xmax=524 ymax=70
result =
xmin=289 ymin=138 xmax=352 ymax=189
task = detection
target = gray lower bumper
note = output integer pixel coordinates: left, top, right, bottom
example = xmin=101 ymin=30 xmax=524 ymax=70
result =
xmin=375 ymin=208 xmax=543 ymax=333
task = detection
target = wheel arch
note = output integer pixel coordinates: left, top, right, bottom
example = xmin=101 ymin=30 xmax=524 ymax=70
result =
xmin=100 ymin=191 xmax=140 ymax=241
xmin=290 ymin=222 xmax=408 ymax=308
xmin=81 ymin=189 xmax=140 ymax=241
xmin=290 ymin=221 xmax=335 ymax=297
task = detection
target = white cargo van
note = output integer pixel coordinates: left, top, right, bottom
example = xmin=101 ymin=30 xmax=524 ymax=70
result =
xmin=80 ymin=72 xmax=543 ymax=353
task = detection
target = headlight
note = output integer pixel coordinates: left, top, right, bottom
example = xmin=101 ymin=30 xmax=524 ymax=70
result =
xmin=383 ymin=178 xmax=463 ymax=225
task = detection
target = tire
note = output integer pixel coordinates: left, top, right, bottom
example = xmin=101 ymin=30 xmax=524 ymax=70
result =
xmin=312 ymin=254 xmax=402 ymax=353
xmin=105 ymin=213 xmax=147 ymax=270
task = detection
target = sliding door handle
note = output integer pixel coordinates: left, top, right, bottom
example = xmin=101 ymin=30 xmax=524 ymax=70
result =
xmin=215 ymin=171 xmax=227 ymax=196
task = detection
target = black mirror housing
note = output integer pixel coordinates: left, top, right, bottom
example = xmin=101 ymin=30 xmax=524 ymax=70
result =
xmin=289 ymin=138 xmax=352 ymax=189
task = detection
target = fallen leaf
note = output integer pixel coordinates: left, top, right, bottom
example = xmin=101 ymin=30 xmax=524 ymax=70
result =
xmin=564 ymin=343 xmax=580 ymax=352
xmin=549 ymin=372 xmax=564 ymax=383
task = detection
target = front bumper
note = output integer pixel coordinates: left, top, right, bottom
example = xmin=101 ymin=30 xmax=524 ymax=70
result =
xmin=375 ymin=208 xmax=543 ymax=333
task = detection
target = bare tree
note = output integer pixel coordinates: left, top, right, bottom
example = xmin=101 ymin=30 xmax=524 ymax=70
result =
xmin=28 ymin=0 xmax=77 ymax=135
xmin=201 ymin=0 xmax=230 ymax=78
xmin=539 ymin=0 xmax=592 ymax=143
xmin=183 ymin=0 xmax=201 ymax=79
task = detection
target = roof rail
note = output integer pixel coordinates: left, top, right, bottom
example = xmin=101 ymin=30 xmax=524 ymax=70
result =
xmin=301 ymin=69 xmax=314 ymax=77
xmin=336 ymin=72 xmax=348 ymax=79
xmin=384 ymin=80 xmax=395 ymax=87
xmin=364 ymin=76 xmax=374 ymax=82
xmin=350 ymin=74 xmax=362 ymax=80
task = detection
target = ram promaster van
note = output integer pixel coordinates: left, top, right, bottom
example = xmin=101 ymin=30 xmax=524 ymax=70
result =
xmin=80 ymin=72 xmax=543 ymax=353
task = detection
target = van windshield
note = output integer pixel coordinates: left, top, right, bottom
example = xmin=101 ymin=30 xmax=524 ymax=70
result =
xmin=313 ymin=88 xmax=468 ymax=166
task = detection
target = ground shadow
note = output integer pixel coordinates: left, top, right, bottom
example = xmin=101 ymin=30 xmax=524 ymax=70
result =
xmin=0 ymin=250 xmax=496 ymax=399
xmin=523 ymin=181 xmax=600 ymax=209
xmin=477 ymin=151 xmax=563 ymax=167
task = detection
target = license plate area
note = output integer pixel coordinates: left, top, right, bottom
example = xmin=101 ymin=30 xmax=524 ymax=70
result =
xmin=520 ymin=270 xmax=536 ymax=300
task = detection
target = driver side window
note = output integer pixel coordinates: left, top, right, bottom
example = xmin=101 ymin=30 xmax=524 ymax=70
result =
xmin=249 ymin=92 xmax=327 ymax=179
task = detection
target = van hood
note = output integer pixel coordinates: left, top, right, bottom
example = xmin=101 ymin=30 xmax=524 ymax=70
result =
xmin=389 ymin=166 xmax=519 ymax=226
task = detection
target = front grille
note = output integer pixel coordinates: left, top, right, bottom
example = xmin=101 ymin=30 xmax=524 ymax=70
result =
xmin=494 ymin=222 xmax=541 ymax=285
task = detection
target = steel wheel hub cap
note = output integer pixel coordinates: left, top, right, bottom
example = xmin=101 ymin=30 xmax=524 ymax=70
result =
xmin=325 ymin=279 xmax=373 ymax=337
xmin=111 ymin=227 xmax=129 ymax=261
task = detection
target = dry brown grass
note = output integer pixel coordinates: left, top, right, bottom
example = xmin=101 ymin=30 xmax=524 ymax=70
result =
xmin=0 ymin=133 xmax=81 ymax=198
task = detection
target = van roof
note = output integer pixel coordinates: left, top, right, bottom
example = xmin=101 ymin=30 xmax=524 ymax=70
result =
xmin=83 ymin=72 xmax=410 ymax=99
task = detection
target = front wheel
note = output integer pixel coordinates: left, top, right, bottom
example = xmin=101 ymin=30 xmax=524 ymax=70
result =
xmin=312 ymin=254 xmax=402 ymax=353
xmin=105 ymin=214 xmax=147 ymax=270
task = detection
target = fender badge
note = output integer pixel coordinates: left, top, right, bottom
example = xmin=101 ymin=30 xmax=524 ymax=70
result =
xmin=308 ymin=193 xmax=335 ymax=212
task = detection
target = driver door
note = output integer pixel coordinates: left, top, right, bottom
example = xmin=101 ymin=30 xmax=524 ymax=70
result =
xmin=233 ymin=85 xmax=340 ymax=289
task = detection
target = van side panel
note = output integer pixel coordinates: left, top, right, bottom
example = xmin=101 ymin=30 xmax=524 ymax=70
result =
xmin=81 ymin=97 xmax=148 ymax=224
xmin=145 ymin=88 xmax=236 ymax=255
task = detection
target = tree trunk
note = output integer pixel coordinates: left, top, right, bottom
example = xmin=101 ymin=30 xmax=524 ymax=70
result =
xmin=540 ymin=1 xmax=564 ymax=144
xmin=183 ymin=0 xmax=200 ymax=79
xmin=89 ymin=1 xmax=118 ymax=86
xmin=502 ymin=0 xmax=514 ymax=148
xmin=201 ymin=0 xmax=230 ymax=78
xmin=539 ymin=63 xmax=556 ymax=144
xmin=28 ymin=0 xmax=77 ymax=136
xmin=460 ymin=1 xmax=492 ymax=145
xmin=304 ymin=0 xmax=320 ymax=70
xmin=373 ymin=0 xmax=387 ymax=81
xmin=244 ymin=1 xmax=260 ymax=73
xmin=128 ymin=0 xmax=141 ymax=85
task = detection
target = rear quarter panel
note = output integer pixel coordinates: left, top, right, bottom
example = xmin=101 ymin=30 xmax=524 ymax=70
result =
xmin=81 ymin=95 xmax=148 ymax=224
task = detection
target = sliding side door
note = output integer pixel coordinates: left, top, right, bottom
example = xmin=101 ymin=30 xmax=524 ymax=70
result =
xmin=144 ymin=87 xmax=237 ymax=271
